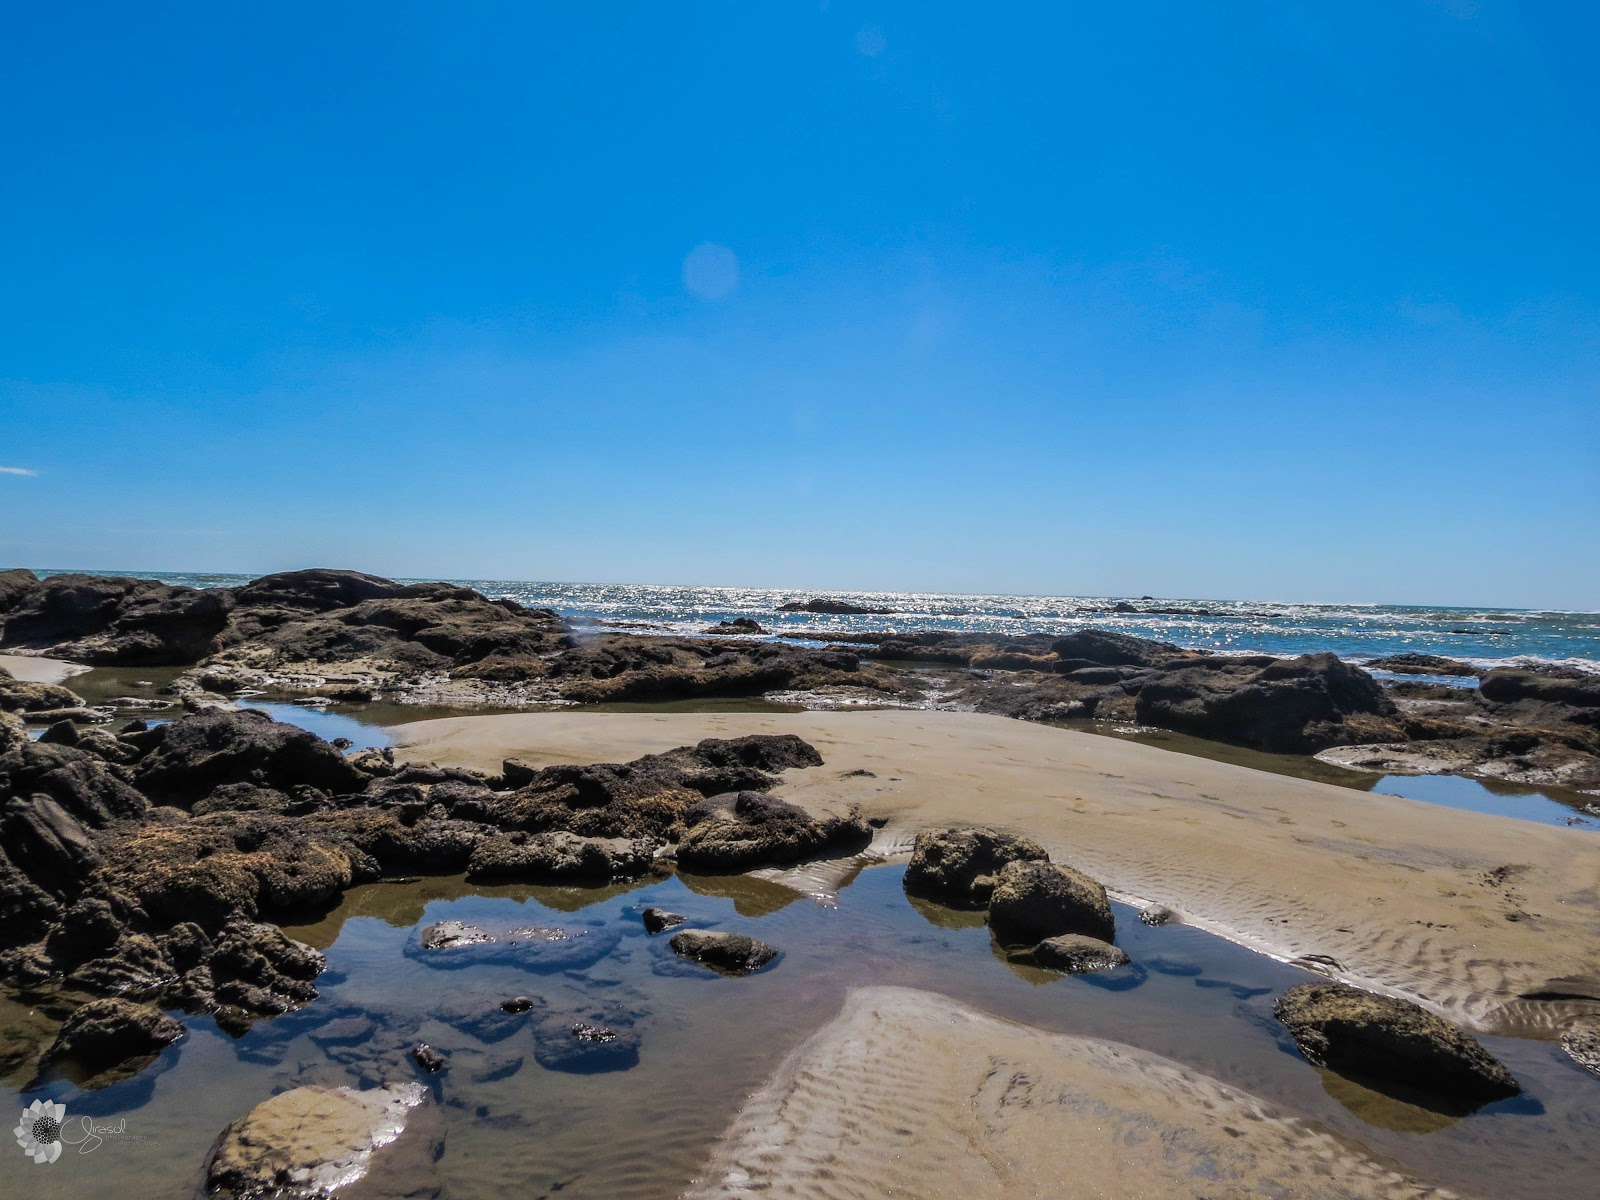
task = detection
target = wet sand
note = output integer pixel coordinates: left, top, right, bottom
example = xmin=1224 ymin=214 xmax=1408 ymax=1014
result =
xmin=687 ymin=986 xmax=1453 ymax=1200
xmin=392 ymin=710 xmax=1600 ymax=1035
xmin=0 ymin=651 xmax=86 ymax=685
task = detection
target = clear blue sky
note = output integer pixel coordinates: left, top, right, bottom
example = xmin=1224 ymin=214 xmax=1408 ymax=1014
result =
xmin=1 ymin=1 xmax=1595 ymax=608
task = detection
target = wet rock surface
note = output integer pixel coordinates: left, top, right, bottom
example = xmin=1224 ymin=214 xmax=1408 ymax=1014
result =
xmin=902 ymin=827 xmax=1049 ymax=908
xmin=641 ymin=906 xmax=686 ymax=933
xmin=43 ymin=997 xmax=183 ymax=1081
xmin=1030 ymin=933 xmax=1131 ymax=973
xmin=1274 ymin=981 xmax=1520 ymax=1103
xmin=199 ymin=1081 xmax=443 ymax=1200
xmin=668 ymin=930 xmax=779 ymax=976
xmin=986 ymin=860 xmax=1115 ymax=948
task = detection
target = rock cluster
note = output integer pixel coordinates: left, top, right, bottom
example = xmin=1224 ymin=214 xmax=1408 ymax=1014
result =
xmin=0 ymin=706 xmax=845 ymax=1079
xmin=905 ymin=827 xmax=1121 ymax=963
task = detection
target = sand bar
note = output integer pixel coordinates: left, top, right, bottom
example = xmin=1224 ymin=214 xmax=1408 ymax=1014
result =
xmin=684 ymin=986 xmax=1455 ymax=1200
xmin=0 ymin=651 xmax=88 ymax=685
xmin=393 ymin=709 xmax=1600 ymax=1034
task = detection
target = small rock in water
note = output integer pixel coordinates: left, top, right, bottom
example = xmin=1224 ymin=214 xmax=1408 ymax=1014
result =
xmin=668 ymin=930 xmax=778 ymax=976
xmin=903 ymin=827 xmax=1050 ymax=908
xmin=1139 ymin=905 xmax=1176 ymax=927
xmin=986 ymin=859 xmax=1115 ymax=947
xmin=500 ymin=995 xmax=536 ymax=1013
xmin=418 ymin=920 xmax=497 ymax=951
xmin=533 ymin=1016 xmax=641 ymax=1073
xmin=641 ymin=907 xmax=686 ymax=934
xmin=1033 ymin=934 xmax=1131 ymax=974
xmin=411 ymin=1042 xmax=448 ymax=1073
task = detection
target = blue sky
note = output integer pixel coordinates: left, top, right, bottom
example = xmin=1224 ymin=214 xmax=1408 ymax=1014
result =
xmin=1 ymin=1 xmax=1595 ymax=608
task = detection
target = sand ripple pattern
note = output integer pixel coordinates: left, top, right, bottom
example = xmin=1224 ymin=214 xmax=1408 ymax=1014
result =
xmin=687 ymin=987 xmax=1460 ymax=1200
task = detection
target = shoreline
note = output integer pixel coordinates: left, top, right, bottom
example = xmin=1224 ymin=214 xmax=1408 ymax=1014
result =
xmin=392 ymin=708 xmax=1600 ymax=1036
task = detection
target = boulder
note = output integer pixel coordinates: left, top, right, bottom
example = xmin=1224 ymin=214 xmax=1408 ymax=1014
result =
xmin=464 ymin=831 xmax=658 ymax=883
xmin=676 ymin=791 xmax=870 ymax=871
xmin=986 ymin=860 xmax=1114 ymax=947
xmin=1032 ymin=934 xmax=1130 ymax=973
xmin=1134 ymin=653 xmax=1400 ymax=753
xmin=668 ymin=930 xmax=778 ymax=976
xmin=45 ymin=998 xmax=184 ymax=1075
xmin=199 ymin=1082 xmax=443 ymax=1200
xmin=903 ymin=827 xmax=1049 ymax=907
xmin=1273 ymin=981 xmax=1519 ymax=1102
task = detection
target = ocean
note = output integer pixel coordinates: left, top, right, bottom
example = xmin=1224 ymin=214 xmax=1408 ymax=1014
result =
xmin=31 ymin=569 xmax=1600 ymax=673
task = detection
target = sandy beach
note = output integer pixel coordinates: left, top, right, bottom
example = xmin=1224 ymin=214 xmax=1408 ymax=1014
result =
xmin=0 ymin=650 xmax=86 ymax=685
xmin=686 ymin=986 xmax=1453 ymax=1200
xmin=394 ymin=709 xmax=1600 ymax=1036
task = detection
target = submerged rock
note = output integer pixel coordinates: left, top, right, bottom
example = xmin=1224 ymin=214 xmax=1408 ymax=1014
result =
xmin=532 ymin=1015 xmax=642 ymax=1073
xmin=411 ymin=1042 xmax=447 ymax=1073
xmin=1274 ymin=981 xmax=1519 ymax=1102
xmin=1032 ymin=934 xmax=1130 ymax=974
xmin=641 ymin=906 xmax=686 ymax=933
xmin=902 ymin=827 xmax=1049 ymax=908
xmin=669 ymin=930 xmax=778 ymax=976
xmin=199 ymin=1082 xmax=443 ymax=1200
xmin=44 ymin=997 xmax=184 ymax=1080
xmin=986 ymin=860 xmax=1114 ymax=947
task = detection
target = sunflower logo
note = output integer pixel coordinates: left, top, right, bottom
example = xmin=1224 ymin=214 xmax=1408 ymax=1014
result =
xmin=13 ymin=1099 xmax=67 ymax=1164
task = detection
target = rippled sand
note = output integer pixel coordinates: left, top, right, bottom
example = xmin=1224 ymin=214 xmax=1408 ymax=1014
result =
xmin=687 ymin=986 xmax=1452 ymax=1200
xmin=393 ymin=709 xmax=1600 ymax=1035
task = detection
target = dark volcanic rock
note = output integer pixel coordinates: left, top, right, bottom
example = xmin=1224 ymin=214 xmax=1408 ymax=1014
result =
xmin=1050 ymin=629 xmax=1183 ymax=668
xmin=45 ymin=997 xmax=183 ymax=1077
xmin=129 ymin=708 xmax=368 ymax=805
xmin=411 ymin=1042 xmax=447 ymax=1073
xmin=903 ymin=827 xmax=1050 ymax=908
xmin=704 ymin=618 xmax=768 ymax=635
xmin=1134 ymin=652 xmax=1401 ymax=753
xmin=776 ymin=598 xmax=895 ymax=615
xmin=0 ymin=573 xmax=233 ymax=664
xmin=986 ymin=860 xmax=1114 ymax=947
xmin=668 ymin=930 xmax=778 ymax=976
xmin=1274 ymin=981 xmax=1519 ymax=1102
xmin=1480 ymin=668 xmax=1600 ymax=709
xmin=641 ymin=906 xmax=686 ymax=933
xmin=1032 ymin=933 xmax=1131 ymax=974
xmin=1364 ymin=653 xmax=1482 ymax=678
xmin=676 ymin=791 xmax=870 ymax=871
xmin=465 ymin=831 xmax=659 ymax=883
xmin=0 ymin=674 xmax=86 ymax=714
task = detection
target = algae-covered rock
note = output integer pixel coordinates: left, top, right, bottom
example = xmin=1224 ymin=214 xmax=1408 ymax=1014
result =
xmin=986 ymin=859 xmax=1114 ymax=947
xmin=1274 ymin=981 xmax=1519 ymax=1102
xmin=902 ymin=827 xmax=1049 ymax=908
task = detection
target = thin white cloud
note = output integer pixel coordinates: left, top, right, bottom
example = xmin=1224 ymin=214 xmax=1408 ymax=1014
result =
xmin=0 ymin=466 xmax=38 ymax=476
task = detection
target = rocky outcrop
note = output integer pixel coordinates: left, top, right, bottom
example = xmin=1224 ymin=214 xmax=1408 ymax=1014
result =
xmin=0 ymin=671 xmax=86 ymax=714
xmin=0 ymin=572 xmax=233 ymax=664
xmin=1479 ymin=667 xmax=1600 ymax=710
xmin=675 ymin=791 xmax=870 ymax=871
xmin=704 ymin=618 xmax=767 ymax=635
xmin=669 ymin=930 xmax=779 ymax=976
xmin=129 ymin=708 xmax=369 ymax=805
xmin=986 ymin=860 xmax=1115 ymax=947
xmin=464 ymin=831 xmax=659 ymax=883
xmin=1133 ymin=653 xmax=1402 ymax=753
xmin=1363 ymin=653 xmax=1481 ymax=678
xmin=199 ymin=1082 xmax=443 ymax=1200
xmin=902 ymin=827 xmax=1049 ymax=907
xmin=776 ymin=598 xmax=895 ymax=615
xmin=1274 ymin=981 xmax=1519 ymax=1102
xmin=44 ymin=997 xmax=183 ymax=1079
xmin=1031 ymin=933 xmax=1130 ymax=973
